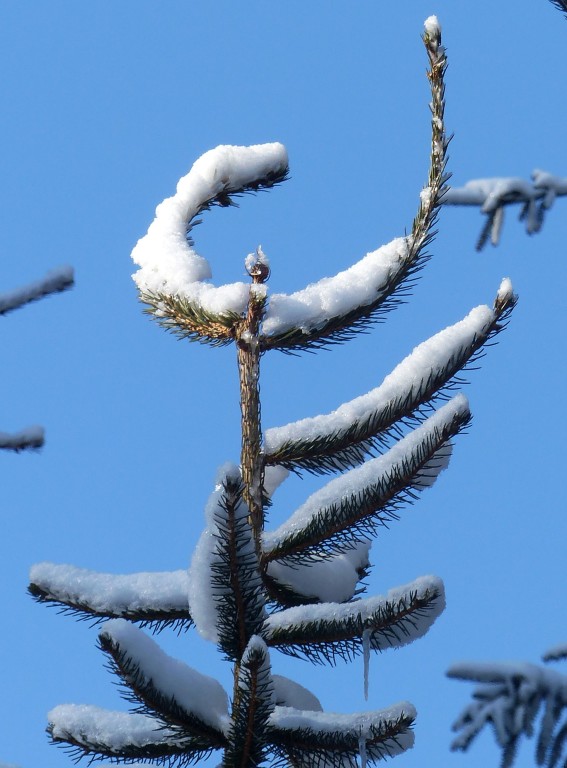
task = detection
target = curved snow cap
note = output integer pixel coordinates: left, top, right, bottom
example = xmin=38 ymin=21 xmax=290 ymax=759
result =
xmin=273 ymin=675 xmax=323 ymax=711
xmin=267 ymin=540 xmax=370 ymax=603
xmin=131 ymin=143 xmax=288 ymax=313
xmin=424 ymin=16 xmax=441 ymax=38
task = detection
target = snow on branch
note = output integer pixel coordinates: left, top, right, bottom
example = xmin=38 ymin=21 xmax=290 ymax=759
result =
xmin=448 ymin=660 xmax=567 ymax=768
xmin=262 ymin=395 xmax=470 ymax=564
xmin=443 ymin=171 xmax=567 ymax=250
xmin=266 ymin=540 xmax=371 ymax=605
xmin=131 ymin=18 xmax=449 ymax=354
xmin=225 ymin=636 xmax=274 ymax=768
xmin=268 ymin=702 xmax=416 ymax=767
xmin=260 ymin=27 xmax=449 ymax=353
xmin=188 ymin=464 xmax=266 ymax=658
xmin=48 ymin=704 xmax=212 ymax=764
xmin=263 ymin=575 xmax=445 ymax=665
xmin=28 ymin=563 xmax=192 ymax=632
xmin=131 ymin=142 xmax=288 ymax=343
xmin=264 ymin=280 xmax=516 ymax=474
xmin=99 ymin=619 xmax=229 ymax=741
xmin=0 ymin=266 xmax=74 ymax=315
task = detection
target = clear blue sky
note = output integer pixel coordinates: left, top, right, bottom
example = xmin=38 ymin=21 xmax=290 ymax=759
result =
xmin=2 ymin=3 xmax=566 ymax=767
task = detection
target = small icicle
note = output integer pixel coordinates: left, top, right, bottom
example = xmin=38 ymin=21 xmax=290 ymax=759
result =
xmin=363 ymin=628 xmax=371 ymax=701
xmin=359 ymin=732 xmax=368 ymax=768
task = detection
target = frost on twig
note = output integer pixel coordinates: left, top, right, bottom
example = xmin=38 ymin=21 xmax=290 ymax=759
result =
xmin=442 ymin=171 xmax=567 ymax=250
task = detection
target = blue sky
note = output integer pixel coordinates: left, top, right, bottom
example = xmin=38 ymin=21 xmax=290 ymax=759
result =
xmin=2 ymin=3 xmax=566 ymax=767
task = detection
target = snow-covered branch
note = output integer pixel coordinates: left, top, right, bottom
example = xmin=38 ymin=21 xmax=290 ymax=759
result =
xmin=0 ymin=266 xmax=74 ymax=315
xmin=99 ymin=620 xmax=229 ymax=742
xmin=0 ymin=426 xmax=44 ymax=452
xmin=48 ymin=705 xmax=212 ymax=763
xmin=448 ymin=657 xmax=567 ymax=768
xmin=263 ymin=576 xmax=445 ymax=665
xmin=442 ymin=170 xmax=567 ymax=250
xmin=263 ymin=396 xmax=470 ymax=564
xmin=226 ymin=637 xmax=274 ymax=768
xmin=268 ymin=702 xmax=416 ymax=767
xmin=188 ymin=465 xmax=266 ymax=658
xmin=29 ymin=563 xmax=192 ymax=631
xmin=264 ymin=280 xmax=515 ymax=474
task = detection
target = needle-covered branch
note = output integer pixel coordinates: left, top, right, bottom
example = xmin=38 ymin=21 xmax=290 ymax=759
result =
xmin=133 ymin=143 xmax=289 ymax=345
xmin=264 ymin=282 xmax=515 ymax=474
xmin=549 ymin=0 xmax=567 ymax=16
xmin=188 ymin=466 xmax=266 ymax=661
xmin=262 ymin=396 xmax=470 ymax=565
xmin=267 ymin=703 xmax=416 ymax=767
xmin=225 ymin=637 xmax=274 ymax=768
xmin=258 ymin=26 xmax=449 ymax=354
xmin=263 ymin=576 xmax=444 ymax=664
xmin=29 ymin=563 xmax=193 ymax=632
xmin=99 ymin=620 xmax=229 ymax=746
xmin=48 ymin=705 xmax=212 ymax=765
xmin=31 ymin=18 xmax=516 ymax=768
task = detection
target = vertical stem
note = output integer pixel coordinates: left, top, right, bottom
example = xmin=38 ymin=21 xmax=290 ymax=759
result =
xmin=236 ymin=264 xmax=268 ymax=546
xmin=232 ymin=260 xmax=268 ymax=750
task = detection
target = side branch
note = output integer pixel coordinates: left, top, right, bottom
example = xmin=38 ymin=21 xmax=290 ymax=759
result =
xmin=259 ymin=18 xmax=449 ymax=353
xmin=0 ymin=266 xmax=74 ymax=315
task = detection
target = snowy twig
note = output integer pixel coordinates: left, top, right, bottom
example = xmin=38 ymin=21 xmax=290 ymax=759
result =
xmin=448 ymin=657 xmax=567 ymax=768
xmin=0 ymin=266 xmax=74 ymax=315
xmin=442 ymin=170 xmax=567 ymax=250
xmin=0 ymin=426 xmax=44 ymax=452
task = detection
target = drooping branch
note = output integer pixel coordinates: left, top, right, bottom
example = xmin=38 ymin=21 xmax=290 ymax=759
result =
xmin=267 ymin=703 xmax=416 ymax=767
xmin=448 ymin=660 xmax=567 ymax=768
xmin=264 ymin=282 xmax=516 ymax=474
xmin=262 ymin=396 xmax=470 ymax=565
xmin=98 ymin=620 xmax=229 ymax=746
xmin=48 ymin=704 xmax=213 ymax=765
xmin=263 ymin=576 xmax=445 ymax=665
xmin=28 ymin=563 xmax=193 ymax=632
